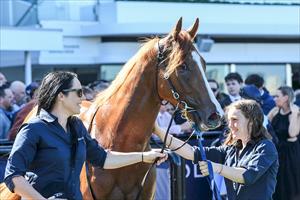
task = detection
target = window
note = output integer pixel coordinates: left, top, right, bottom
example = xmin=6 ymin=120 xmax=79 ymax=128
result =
xmin=100 ymin=65 xmax=122 ymax=81
xmin=235 ymin=64 xmax=286 ymax=94
xmin=206 ymin=64 xmax=230 ymax=92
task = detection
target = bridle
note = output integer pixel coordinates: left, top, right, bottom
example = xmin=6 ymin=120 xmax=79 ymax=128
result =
xmin=156 ymin=40 xmax=198 ymax=119
xmin=135 ymin=40 xmax=201 ymax=200
xmin=136 ymin=39 xmax=222 ymax=200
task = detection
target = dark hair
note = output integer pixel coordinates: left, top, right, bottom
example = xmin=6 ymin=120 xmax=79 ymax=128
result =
xmin=37 ymin=71 xmax=77 ymax=114
xmin=240 ymin=85 xmax=262 ymax=104
xmin=0 ymin=84 xmax=10 ymax=98
xmin=278 ymin=86 xmax=294 ymax=103
xmin=224 ymin=99 xmax=271 ymax=146
xmin=245 ymin=74 xmax=264 ymax=88
xmin=208 ymin=79 xmax=219 ymax=89
xmin=26 ymin=81 xmax=40 ymax=98
xmin=225 ymin=72 xmax=243 ymax=83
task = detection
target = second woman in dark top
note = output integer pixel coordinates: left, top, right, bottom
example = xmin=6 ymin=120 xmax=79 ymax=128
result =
xmin=155 ymin=99 xmax=278 ymax=200
xmin=268 ymin=86 xmax=300 ymax=200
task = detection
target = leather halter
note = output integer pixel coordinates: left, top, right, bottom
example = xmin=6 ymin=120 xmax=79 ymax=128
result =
xmin=156 ymin=40 xmax=222 ymax=200
xmin=156 ymin=40 xmax=197 ymax=120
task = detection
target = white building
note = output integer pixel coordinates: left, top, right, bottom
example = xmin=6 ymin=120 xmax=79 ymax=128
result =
xmin=1 ymin=0 xmax=299 ymax=93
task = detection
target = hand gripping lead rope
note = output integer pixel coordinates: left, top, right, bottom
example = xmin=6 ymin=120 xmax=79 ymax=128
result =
xmin=193 ymin=125 xmax=222 ymax=200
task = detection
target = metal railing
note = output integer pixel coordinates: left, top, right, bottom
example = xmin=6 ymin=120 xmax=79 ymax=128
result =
xmin=116 ymin=0 xmax=300 ymax=5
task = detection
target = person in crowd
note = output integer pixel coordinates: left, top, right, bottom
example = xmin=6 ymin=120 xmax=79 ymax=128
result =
xmin=245 ymin=74 xmax=275 ymax=115
xmin=208 ymin=79 xmax=229 ymax=109
xmin=25 ymin=81 xmax=40 ymax=101
xmin=4 ymin=71 xmax=167 ymax=200
xmin=88 ymin=80 xmax=110 ymax=94
xmin=221 ymin=72 xmax=243 ymax=108
xmin=240 ymin=84 xmax=278 ymax=145
xmin=156 ymin=103 xmax=192 ymax=135
xmin=10 ymin=80 xmax=26 ymax=110
xmin=0 ymin=84 xmax=14 ymax=139
xmin=82 ymin=86 xmax=95 ymax=101
xmin=7 ymin=82 xmax=40 ymax=141
xmin=155 ymin=99 xmax=278 ymax=200
xmin=268 ymin=86 xmax=300 ymax=200
xmin=0 ymin=72 xmax=7 ymax=86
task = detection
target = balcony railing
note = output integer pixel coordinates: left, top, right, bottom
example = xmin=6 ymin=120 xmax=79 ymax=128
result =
xmin=116 ymin=0 xmax=300 ymax=5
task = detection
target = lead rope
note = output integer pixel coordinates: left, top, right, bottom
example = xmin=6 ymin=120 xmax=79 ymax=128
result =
xmin=193 ymin=125 xmax=222 ymax=200
xmin=134 ymin=104 xmax=179 ymax=200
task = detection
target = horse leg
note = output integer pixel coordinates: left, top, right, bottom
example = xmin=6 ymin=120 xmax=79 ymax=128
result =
xmin=141 ymin=167 xmax=156 ymax=200
xmin=80 ymin=163 xmax=94 ymax=200
xmin=0 ymin=183 xmax=21 ymax=200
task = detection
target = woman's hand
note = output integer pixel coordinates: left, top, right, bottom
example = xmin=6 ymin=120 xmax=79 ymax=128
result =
xmin=198 ymin=161 xmax=222 ymax=176
xmin=143 ymin=149 xmax=168 ymax=165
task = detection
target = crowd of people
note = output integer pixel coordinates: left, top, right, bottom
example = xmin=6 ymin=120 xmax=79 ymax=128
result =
xmin=0 ymin=72 xmax=109 ymax=140
xmin=1 ymin=70 xmax=300 ymax=199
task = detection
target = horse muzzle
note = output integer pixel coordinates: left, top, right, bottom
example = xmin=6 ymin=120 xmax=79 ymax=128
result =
xmin=192 ymin=111 xmax=224 ymax=131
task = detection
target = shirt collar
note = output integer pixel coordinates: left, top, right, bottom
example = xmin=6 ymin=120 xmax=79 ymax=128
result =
xmin=38 ymin=109 xmax=57 ymax=123
xmin=229 ymin=95 xmax=241 ymax=102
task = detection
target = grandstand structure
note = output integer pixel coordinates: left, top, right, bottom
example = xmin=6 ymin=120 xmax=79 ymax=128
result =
xmin=1 ymin=0 xmax=299 ymax=93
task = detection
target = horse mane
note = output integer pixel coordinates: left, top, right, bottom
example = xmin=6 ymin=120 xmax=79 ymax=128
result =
xmin=93 ymin=31 xmax=194 ymax=106
xmin=93 ymin=37 xmax=159 ymax=106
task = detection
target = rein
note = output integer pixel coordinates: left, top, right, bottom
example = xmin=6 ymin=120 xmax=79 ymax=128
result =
xmin=85 ymin=106 xmax=100 ymax=200
xmin=134 ymin=105 xmax=178 ymax=200
xmin=135 ymin=40 xmax=198 ymax=200
xmin=136 ymin=40 xmax=222 ymax=200
xmin=193 ymin=125 xmax=222 ymax=200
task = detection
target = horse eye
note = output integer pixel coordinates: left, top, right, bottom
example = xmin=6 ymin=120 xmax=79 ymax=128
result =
xmin=180 ymin=63 xmax=189 ymax=71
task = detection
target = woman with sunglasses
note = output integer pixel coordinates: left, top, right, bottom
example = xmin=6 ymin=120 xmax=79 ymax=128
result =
xmin=3 ymin=71 xmax=167 ymax=200
xmin=154 ymin=99 xmax=278 ymax=200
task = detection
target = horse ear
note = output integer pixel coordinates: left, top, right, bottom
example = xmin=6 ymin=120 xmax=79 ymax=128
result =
xmin=187 ymin=18 xmax=199 ymax=40
xmin=171 ymin=17 xmax=182 ymax=41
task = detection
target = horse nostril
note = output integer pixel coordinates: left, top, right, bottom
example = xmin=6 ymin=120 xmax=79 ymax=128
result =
xmin=208 ymin=112 xmax=220 ymax=123
xmin=207 ymin=112 xmax=223 ymax=128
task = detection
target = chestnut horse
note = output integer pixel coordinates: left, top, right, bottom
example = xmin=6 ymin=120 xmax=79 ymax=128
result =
xmin=0 ymin=18 xmax=223 ymax=200
xmin=79 ymin=18 xmax=223 ymax=200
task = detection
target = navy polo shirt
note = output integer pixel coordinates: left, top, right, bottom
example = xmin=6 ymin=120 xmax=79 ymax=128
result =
xmin=194 ymin=139 xmax=278 ymax=200
xmin=4 ymin=109 xmax=107 ymax=199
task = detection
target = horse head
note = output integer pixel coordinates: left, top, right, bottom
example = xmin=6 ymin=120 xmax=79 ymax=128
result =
xmin=157 ymin=18 xmax=224 ymax=130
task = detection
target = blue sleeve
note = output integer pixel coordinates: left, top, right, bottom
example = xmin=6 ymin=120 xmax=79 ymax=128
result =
xmin=4 ymin=123 xmax=39 ymax=192
xmin=79 ymin=120 xmax=107 ymax=168
xmin=242 ymin=140 xmax=278 ymax=185
xmin=193 ymin=145 xmax=228 ymax=164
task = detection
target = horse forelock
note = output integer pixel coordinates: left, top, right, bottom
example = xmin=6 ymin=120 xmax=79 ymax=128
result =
xmin=93 ymin=38 xmax=159 ymax=107
xmin=165 ymin=31 xmax=194 ymax=75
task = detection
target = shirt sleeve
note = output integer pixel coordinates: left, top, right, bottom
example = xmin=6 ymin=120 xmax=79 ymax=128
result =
xmin=4 ymin=123 xmax=39 ymax=192
xmin=79 ymin=120 xmax=107 ymax=168
xmin=169 ymin=124 xmax=182 ymax=134
xmin=242 ymin=140 xmax=278 ymax=185
xmin=193 ymin=145 xmax=228 ymax=164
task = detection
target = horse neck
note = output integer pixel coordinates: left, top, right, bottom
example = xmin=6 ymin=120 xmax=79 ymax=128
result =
xmin=97 ymin=52 xmax=162 ymax=150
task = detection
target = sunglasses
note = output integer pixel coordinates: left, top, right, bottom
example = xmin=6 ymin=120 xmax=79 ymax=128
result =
xmin=62 ymin=88 xmax=83 ymax=98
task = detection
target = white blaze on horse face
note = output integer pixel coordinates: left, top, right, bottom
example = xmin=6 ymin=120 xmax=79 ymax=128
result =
xmin=191 ymin=49 xmax=224 ymax=117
